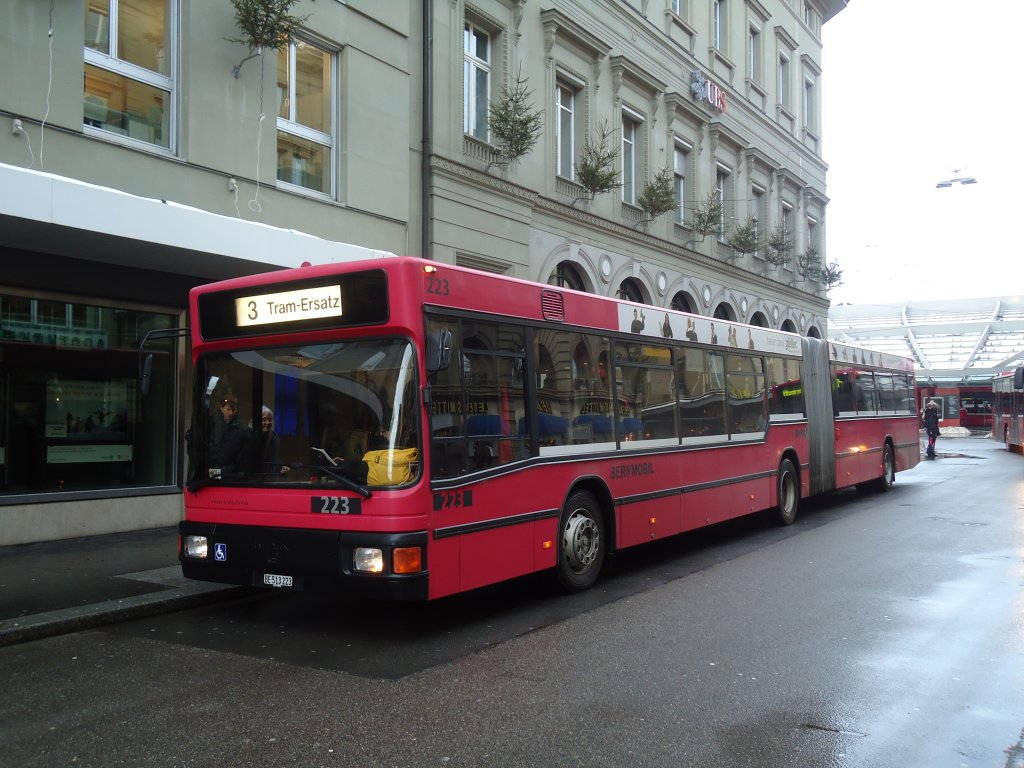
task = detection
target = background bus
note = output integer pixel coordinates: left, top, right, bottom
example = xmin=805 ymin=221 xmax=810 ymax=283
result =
xmin=176 ymin=257 xmax=919 ymax=600
xmin=992 ymin=366 xmax=1024 ymax=452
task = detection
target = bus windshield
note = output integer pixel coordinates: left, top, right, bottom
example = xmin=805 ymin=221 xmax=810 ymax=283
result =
xmin=189 ymin=339 xmax=419 ymax=488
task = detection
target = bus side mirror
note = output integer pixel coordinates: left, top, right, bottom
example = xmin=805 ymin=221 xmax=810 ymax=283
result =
xmin=1015 ymin=366 xmax=1024 ymax=390
xmin=426 ymin=328 xmax=452 ymax=374
xmin=140 ymin=354 xmax=154 ymax=396
xmin=137 ymin=326 xmax=189 ymax=396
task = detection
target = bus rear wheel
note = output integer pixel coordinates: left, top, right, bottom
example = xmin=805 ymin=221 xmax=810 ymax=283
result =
xmin=873 ymin=444 xmax=894 ymax=492
xmin=775 ymin=459 xmax=799 ymax=526
xmin=555 ymin=490 xmax=606 ymax=592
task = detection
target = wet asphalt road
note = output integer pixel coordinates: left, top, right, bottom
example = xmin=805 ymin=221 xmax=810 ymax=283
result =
xmin=1 ymin=435 xmax=1022 ymax=767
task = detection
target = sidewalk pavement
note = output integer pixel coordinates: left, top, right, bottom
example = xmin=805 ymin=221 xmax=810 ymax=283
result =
xmin=0 ymin=525 xmax=244 ymax=648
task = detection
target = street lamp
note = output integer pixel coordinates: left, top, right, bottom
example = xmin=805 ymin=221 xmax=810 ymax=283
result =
xmin=935 ymin=169 xmax=977 ymax=188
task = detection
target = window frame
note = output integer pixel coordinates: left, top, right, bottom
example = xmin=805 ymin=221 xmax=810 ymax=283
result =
xmin=463 ymin=21 xmax=492 ymax=143
xmin=778 ymin=52 xmax=791 ymax=110
xmin=712 ymin=0 xmax=726 ymax=51
xmin=276 ymin=33 xmax=337 ymax=197
xmin=82 ymin=0 xmax=175 ymax=153
xmin=747 ymin=24 xmax=761 ymax=82
xmin=716 ymin=166 xmax=731 ymax=242
xmin=556 ymin=79 xmax=577 ymax=180
xmin=673 ymin=140 xmax=691 ymax=225
xmin=751 ymin=185 xmax=765 ymax=256
xmin=803 ymin=75 xmax=817 ymax=131
xmin=622 ymin=115 xmax=637 ymax=205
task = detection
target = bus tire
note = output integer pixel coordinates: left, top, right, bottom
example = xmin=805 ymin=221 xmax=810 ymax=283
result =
xmin=873 ymin=444 xmax=894 ymax=492
xmin=775 ymin=459 xmax=799 ymax=526
xmin=555 ymin=490 xmax=606 ymax=592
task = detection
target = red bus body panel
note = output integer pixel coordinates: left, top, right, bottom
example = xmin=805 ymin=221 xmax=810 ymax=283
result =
xmin=182 ymin=257 xmax=919 ymax=600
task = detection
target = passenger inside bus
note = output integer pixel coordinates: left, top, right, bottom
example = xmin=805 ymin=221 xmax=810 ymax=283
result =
xmin=209 ymin=393 xmax=250 ymax=474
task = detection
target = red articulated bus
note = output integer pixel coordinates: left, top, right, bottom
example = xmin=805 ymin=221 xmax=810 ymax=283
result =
xmin=992 ymin=366 xmax=1024 ymax=452
xmin=175 ymin=257 xmax=920 ymax=600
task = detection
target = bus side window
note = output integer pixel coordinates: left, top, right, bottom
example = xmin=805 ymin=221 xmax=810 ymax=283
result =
xmin=833 ymin=368 xmax=856 ymax=414
xmin=856 ymin=370 xmax=877 ymax=414
xmin=428 ymin=317 xmax=467 ymax=478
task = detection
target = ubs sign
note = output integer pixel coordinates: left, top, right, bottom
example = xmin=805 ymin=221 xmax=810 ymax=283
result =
xmin=691 ymin=69 xmax=727 ymax=113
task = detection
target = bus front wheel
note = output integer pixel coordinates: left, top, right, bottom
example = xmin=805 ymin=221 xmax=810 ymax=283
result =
xmin=775 ymin=459 xmax=799 ymax=526
xmin=555 ymin=490 xmax=606 ymax=592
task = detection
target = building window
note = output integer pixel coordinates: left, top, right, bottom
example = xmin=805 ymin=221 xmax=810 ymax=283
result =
xmin=0 ymin=294 xmax=179 ymax=497
xmin=782 ymin=201 xmax=794 ymax=249
xmin=716 ymin=167 xmax=730 ymax=242
xmin=803 ymin=3 xmax=819 ymax=34
xmin=276 ymin=37 xmax=334 ymax=195
xmin=556 ymin=81 xmax=576 ymax=179
xmin=748 ymin=25 xmax=761 ymax=82
xmin=803 ymin=76 xmax=817 ymax=131
xmin=806 ymin=217 xmax=819 ymax=253
xmin=622 ymin=114 xmax=638 ymax=205
xmin=778 ymin=53 xmax=790 ymax=109
xmin=751 ymin=186 xmax=764 ymax=254
xmin=673 ymin=142 xmax=689 ymax=224
xmin=83 ymin=0 xmax=172 ymax=149
xmin=712 ymin=0 xmax=726 ymax=51
xmin=464 ymin=22 xmax=491 ymax=142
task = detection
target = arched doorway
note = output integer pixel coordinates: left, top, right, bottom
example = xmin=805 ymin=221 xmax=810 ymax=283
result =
xmin=671 ymin=291 xmax=697 ymax=314
xmin=713 ymin=302 xmax=736 ymax=321
xmin=548 ymin=261 xmax=587 ymax=291
xmin=617 ymin=277 xmax=646 ymax=304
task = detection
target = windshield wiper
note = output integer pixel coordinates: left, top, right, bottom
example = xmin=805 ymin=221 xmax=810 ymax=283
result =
xmin=308 ymin=448 xmax=373 ymax=498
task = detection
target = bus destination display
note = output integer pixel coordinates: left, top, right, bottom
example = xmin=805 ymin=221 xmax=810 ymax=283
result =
xmin=235 ymin=285 xmax=343 ymax=328
xmin=197 ymin=269 xmax=388 ymax=340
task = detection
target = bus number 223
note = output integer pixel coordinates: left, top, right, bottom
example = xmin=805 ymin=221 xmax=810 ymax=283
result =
xmin=426 ymin=276 xmax=450 ymax=296
xmin=313 ymin=496 xmax=361 ymax=515
xmin=433 ymin=490 xmax=473 ymax=511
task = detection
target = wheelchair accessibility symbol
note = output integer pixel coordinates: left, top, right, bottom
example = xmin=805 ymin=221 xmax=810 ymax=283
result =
xmin=214 ymin=543 xmax=227 ymax=562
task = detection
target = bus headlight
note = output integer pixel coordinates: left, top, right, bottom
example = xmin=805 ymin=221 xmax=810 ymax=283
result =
xmin=184 ymin=535 xmax=209 ymax=559
xmin=354 ymin=547 xmax=384 ymax=574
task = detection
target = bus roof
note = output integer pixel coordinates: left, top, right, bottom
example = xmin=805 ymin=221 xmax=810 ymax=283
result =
xmin=190 ymin=256 xmax=914 ymax=370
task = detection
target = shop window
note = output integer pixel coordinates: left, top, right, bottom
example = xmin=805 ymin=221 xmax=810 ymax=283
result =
xmin=0 ymin=294 xmax=178 ymax=497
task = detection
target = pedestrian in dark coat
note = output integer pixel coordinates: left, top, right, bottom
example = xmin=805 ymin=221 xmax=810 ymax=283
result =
xmin=923 ymin=401 xmax=940 ymax=459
